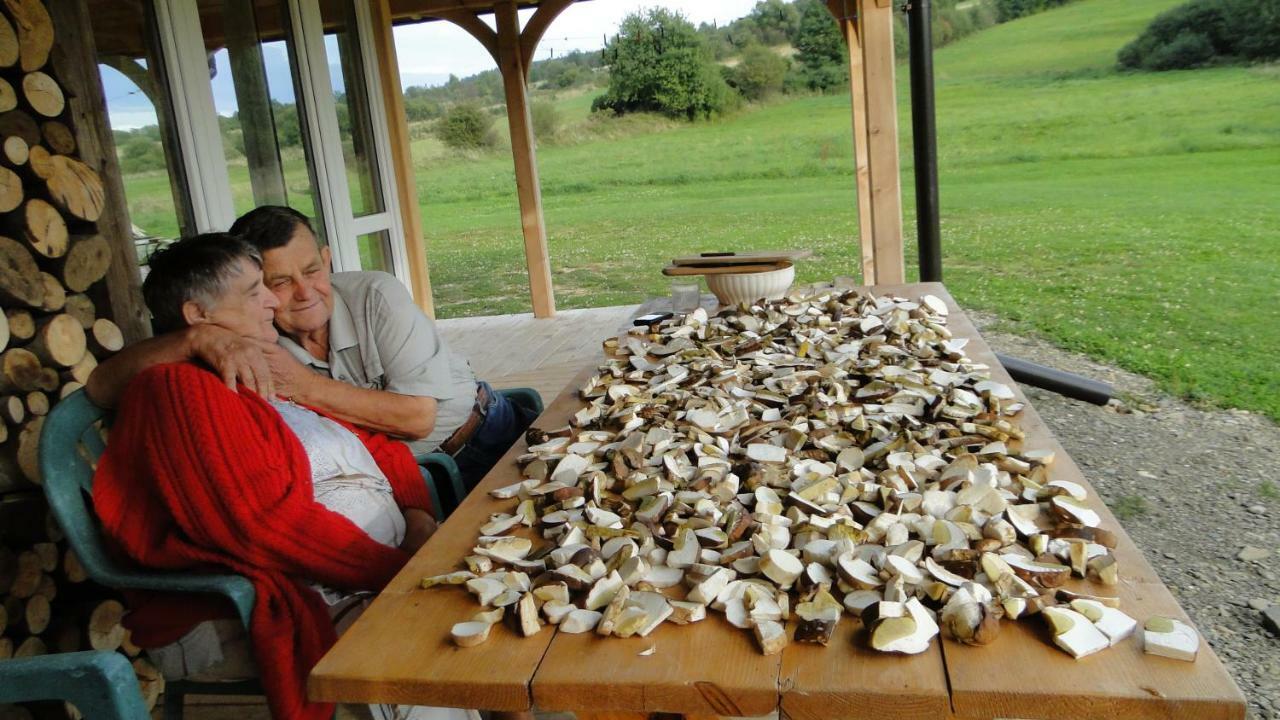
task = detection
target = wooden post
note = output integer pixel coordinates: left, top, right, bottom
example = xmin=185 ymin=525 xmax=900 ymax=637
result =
xmin=224 ymin=0 xmax=288 ymax=207
xmin=369 ymin=0 xmax=436 ymax=317
xmin=47 ymin=0 xmax=150 ymax=344
xmin=830 ymin=0 xmax=905 ymax=285
xmin=494 ymin=0 xmax=555 ymax=318
xmin=830 ymin=0 xmax=876 ymax=282
xmin=859 ymin=0 xmax=905 ymax=284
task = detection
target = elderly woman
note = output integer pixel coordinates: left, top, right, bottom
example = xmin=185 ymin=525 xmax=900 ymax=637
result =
xmin=92 ymin=234 xmax=446 ymax=720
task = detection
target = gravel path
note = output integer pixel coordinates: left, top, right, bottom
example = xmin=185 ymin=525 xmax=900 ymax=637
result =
xmin=973 ymin=313 xmax=1280 ymax=720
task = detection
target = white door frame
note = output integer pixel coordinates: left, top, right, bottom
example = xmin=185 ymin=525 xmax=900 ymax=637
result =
xmin=153 ymin=0 xmax=408 ymax=290
xmin=153 ymin=0 xmax=236 ymax=232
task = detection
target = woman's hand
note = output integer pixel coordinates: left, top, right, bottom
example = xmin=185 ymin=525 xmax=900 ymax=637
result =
xmin=399 ymin=508 xmax=438 ymax=554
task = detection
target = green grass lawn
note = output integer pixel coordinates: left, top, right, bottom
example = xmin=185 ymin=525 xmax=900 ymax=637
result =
xmin=121 ymin=0 xmax=1280 ymax=421
xmin=416 ymin=0 xmax=1280 ymax=421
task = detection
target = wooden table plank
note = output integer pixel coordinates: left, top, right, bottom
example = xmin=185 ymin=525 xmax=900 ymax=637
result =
xmin=944 ymin=579 xmax=1245 ymax=720
xmin=779 ymin=620 xmax=950 ymax=720
xmin=531 ymin=617 xmax=780 ymax=716
xmin=885 ymin=283 xmax=1245 ymax=720
xmin=313 ymin=282 xmax=1245 ymax=720
xmin=309 ymin=365 xmax=603 ymax=710
xmin=307 ymin=589 xmax=548 ymax=710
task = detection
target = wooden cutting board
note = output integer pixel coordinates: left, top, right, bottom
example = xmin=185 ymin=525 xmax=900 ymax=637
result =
xmin=662 ymin=261 xmax=791 ymax=276
xmin=670 ymin=250 xmax=811 ymax=267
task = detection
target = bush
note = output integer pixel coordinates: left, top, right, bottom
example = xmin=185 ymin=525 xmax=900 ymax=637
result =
xmin=118 ymin=137 xmax=167 ymax=174
xmin=531 ymin=101 xmax=561 ymax=142
xmin=1143 ymin=30 xmax=1217 ymax=69
xmin=593 ymin=8 xmax=736 ymax=120
xmin=994 ymin=0 xmax=1077 ymax=22
xmin=1118 ymin=0 xmax=1279 ymax=70
xmin=437 ymin=103 xmax=494 ymax=150
xmin=725 ymin=44 xmax=789 ymax=101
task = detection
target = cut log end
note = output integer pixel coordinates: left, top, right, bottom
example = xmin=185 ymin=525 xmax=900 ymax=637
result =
xmin=88 ymin=599 xmax=126 ymax=651
xmin=21 ymin=71 xmax=63 ymax=118
xmin=30 ymin=313 xmax=86 ymax=367
xmin=6 ymin=0 xmax=54 ymax=72
xmin=23 ymin=198 xmax=68 ymax=259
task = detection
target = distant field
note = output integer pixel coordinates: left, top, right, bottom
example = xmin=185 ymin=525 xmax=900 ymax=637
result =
xmin=121 ymin=0 xmax=1280 ymax=420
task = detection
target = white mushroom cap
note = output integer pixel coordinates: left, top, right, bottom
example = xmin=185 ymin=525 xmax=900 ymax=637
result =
xmin=1043 ymin=607 xmax=1110 ymax=659
xmin=1143 ymin=616 xmax=1199 ymax=662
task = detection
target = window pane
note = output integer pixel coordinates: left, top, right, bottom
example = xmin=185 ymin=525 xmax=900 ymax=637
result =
xmin=94 ymin=1 xmax=193 ymax=268
xmin=356 ymin=230 xmax=392 ymax=273
xmin=198 ymin=0 xmax=323 ymax=229
xmin=319 ymin=0 xmax=385 ymax=218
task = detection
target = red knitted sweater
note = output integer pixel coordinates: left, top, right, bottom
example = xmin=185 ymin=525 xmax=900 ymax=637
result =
xmin=93 ymin=362 xmax=430 ymax=720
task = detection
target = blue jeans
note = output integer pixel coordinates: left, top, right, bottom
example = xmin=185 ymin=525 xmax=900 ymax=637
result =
xmin=452 ymin=382 xmax=537 ymax=492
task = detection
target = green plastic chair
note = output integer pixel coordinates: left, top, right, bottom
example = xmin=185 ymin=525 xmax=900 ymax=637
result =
xmin=0 ymin=650 xmax=150 ymax=720
xmin=39 ymin=389 xmax=262 ymax=720
xmin=417 ymin=386 xmax=543 ymax=517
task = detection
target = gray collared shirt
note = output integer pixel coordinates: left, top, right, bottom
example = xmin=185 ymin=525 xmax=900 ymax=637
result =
xmin=277 ymin=271 xmax=477 ymax=455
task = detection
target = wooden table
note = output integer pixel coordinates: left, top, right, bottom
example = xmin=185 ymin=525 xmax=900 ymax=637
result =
xmin=310 ymin=283 xmax=1246 ymax=720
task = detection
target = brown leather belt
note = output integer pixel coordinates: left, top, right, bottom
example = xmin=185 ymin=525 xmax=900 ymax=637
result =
xmin=439 ymin=383 xmax=491 ymax=456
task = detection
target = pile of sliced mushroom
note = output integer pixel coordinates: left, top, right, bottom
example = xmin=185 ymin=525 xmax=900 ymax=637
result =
xmin=425 ymin=288 xmax=1144 ymax=660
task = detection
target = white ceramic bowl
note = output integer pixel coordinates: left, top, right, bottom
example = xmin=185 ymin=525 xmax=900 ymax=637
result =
xmin=705 ymin=262 xmax=795 ymax=306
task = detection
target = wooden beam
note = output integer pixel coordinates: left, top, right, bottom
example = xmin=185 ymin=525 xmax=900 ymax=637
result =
xmin=855 ymin=0 xmax=905 ymax=284
xmin=495 ymin=0 xmax=555 ymax=318
xmin=370 ymin=0 xmax=437 ymax=318
xmin=831 ymin=0 xmax=877 ymax=283
xmin=390 ymin=0 xmax=542 ymax=19
xmin=224 ymin=0 xmax=288 ymax=207
xmin=48 ymin=0 xmax=150 ymax=344
xmin=432 ymin=9 xmax=498 ymax=64
xmin=519 ymin=0 xmax=573 ymax=77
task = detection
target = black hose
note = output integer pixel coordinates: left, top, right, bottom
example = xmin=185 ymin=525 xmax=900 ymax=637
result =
xmin=996 ymin=354 xmax=1113 ymax=406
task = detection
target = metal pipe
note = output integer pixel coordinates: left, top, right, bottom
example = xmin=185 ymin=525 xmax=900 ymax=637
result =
xmin=996 ymin=354 xmax=1113 ymax=406
xmin=907 ymin=0 xmax=943 ymax=282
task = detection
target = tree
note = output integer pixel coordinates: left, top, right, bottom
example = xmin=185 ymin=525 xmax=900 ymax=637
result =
xmin=788 ymin=0 xmax=847 ymax=92
xmin=747 ymin=0 xmax=801 ymax=46
xmin=592 ymin=8 xmax=736 ymax=120
xmin=726 ymin=44 xmax=789 ymax=101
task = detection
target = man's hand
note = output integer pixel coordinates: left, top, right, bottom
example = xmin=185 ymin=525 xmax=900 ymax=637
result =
xmin=399 ymin=508 xmax=437 ymax=554
xmin=187 ymin=325 xmax=275 ymax=398
xmin=261 ymin=344 xmax=320 ymax=403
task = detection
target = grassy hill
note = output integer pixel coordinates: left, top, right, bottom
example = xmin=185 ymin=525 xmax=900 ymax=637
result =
xmin=414 ymin=0 xmax=1279 ymax=420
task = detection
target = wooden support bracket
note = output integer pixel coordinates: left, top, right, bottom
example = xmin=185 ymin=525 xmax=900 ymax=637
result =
xmin=426 ymin=0 xmax=559 ymax=317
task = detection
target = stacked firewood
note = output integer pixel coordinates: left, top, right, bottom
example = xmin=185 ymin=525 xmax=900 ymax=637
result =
xmin=0 ymin=1 xmax=163 ymax=715
xmin=0 ymin=511 xmax=166 ymax=716
xmin=0 ymin=0 xmax=123 ymax=495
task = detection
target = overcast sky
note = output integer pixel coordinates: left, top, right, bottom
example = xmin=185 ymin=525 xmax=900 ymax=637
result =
xmin=392 ymin=1 xmax=760 ymax=88
xmin=102 ymin=1 xmax=759 ymax=128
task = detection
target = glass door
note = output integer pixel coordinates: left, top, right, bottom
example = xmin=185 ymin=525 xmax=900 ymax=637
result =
xmin=150 ymin=0 xmax=405 ymax=281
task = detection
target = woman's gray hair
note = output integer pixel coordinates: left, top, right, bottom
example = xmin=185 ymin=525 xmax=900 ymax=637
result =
xmin=143 ymin=233 xmax=263 ymax=334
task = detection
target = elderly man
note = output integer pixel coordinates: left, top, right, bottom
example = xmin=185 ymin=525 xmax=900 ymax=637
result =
xmin=88 ymin=206 xmax=534 ymax=490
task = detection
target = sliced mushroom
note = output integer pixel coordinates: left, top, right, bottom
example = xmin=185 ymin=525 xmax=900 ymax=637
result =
xmin=1042 ymin=607 xmax=1109 ymax=659
xmin=451 ymin=621 xmax=492 ymax=647
xmin=1142 ymin=616 xmax=1199 ymax=661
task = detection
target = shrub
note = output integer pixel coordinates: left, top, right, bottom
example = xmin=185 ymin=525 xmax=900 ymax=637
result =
xmin=1118 ymin=0 xmax=1279 ymax=70
xmin=119 ymin=138 xmax=167 ymax=174
xmin=725 ymin=44 xmax=789 ymax=101
xmin=531 ymin=101 xmax=561 ymax=142
xmin=593 ymin=8 xmax=736 ymax=120
xmin=994 ymin=0 xmax=1077 ymax=22
xmin=1143 ymin=30 xmax=1217 ymax=70
xmin=437 ymin=103 xmax=494 ymax=150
